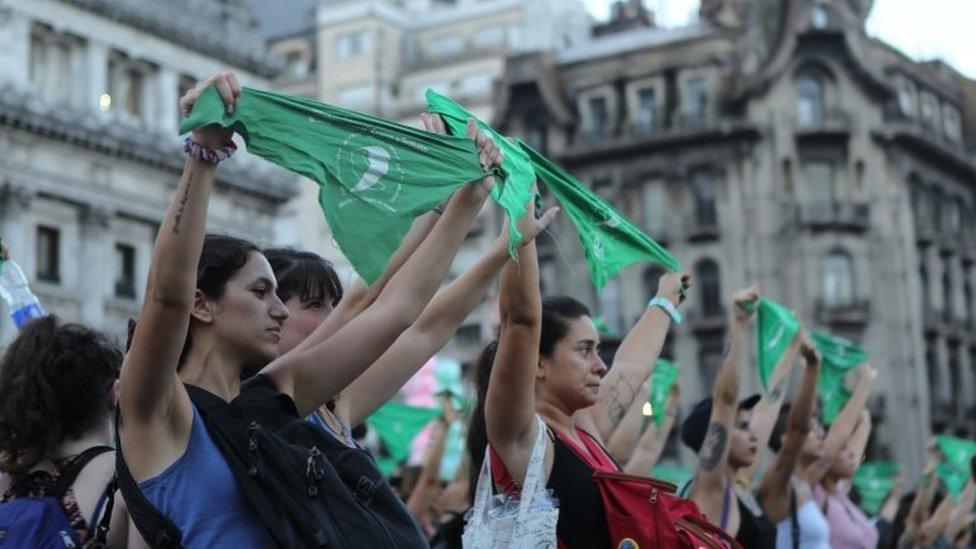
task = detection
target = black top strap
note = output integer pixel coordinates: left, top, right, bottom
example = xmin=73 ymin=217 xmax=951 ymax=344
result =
xmin=52 ymin=445 xmax=114 ymax=497
xmin=790 ymin=487 xmax=799 ymax=549
xmin=113 ymin=409 xmax=184 ymax=548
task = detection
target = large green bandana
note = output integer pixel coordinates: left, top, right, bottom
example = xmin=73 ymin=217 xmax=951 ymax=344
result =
xmin=935 ymin=435 xmax=976 ymax=500
xmin=810 ymin=331 xmax=868 ymax=425
xmin=518 ymin=140 xmax=681 ymax=288
xmin=852 ymin=462 xmax=898 ymax=515
xmin=426 ymin=90 xmax=533 ymax=256
xmin=756 ymin=298 xmax=799 ymax=391
xmin=648 ymin=359 xmax=681 ymax=427
xmin=366 ymin=402 xmax=441 ymax=474
xmin=180 ymin=86 xmax=502 ymax=283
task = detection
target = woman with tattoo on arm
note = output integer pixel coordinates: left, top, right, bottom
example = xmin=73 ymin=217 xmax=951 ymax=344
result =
xmin=119 ymin=72 xmax=505 ymax=547
xmin=682 ymin=284 xmax=782 ymax=547
xmin=478 ymin=208 xmax=689 ymax=548
xmin=605 ymin=376 xmax=654 ymax=464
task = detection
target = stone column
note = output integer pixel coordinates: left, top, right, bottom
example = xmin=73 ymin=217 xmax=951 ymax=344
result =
xmin=77 ymin=204 xmax=112 ymax=328
xmin=0 ymin=7 xmax=31 ymax=86
xmin=87 ymin=40 xmax=109 ymax=119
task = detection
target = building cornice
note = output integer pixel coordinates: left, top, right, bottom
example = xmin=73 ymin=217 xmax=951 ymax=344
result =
xmin=58 ymin=0 xmax=282 ymax=78
xmin=317 ymin=0 xmax=521 ymax=31
xmin=0 ymin=86 xmax=298 ymax=205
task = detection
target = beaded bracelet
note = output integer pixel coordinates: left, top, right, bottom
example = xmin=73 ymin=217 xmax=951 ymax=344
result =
xmin=183 ymin=135 xmax=238 ymax=165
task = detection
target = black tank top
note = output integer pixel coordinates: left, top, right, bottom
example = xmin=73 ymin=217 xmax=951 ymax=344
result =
xmin=735 ymin=493 xmax=777 ymax=549
xmin=544 ymin=429 xmax=613 ymax=548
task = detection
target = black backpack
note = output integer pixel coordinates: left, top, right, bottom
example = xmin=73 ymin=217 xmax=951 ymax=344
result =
xmin=116 ymin=375 xmax=426 ymax=548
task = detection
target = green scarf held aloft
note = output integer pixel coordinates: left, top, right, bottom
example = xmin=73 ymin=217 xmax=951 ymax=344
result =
xmin=810 ymin=331 xmax=868 ymax=425
xmin=179 ymin=86 xmax=502 ymax=283
xmin=426 ymin=90 xmax=532 ymax=256
xmin=365 ymin=401 xmax=441 ymax=468
xmin=518 ymin=140 xmax=681 ymax=288
xmin=852 ymin=462 xmax=898 ymax=515
xmin=935 ymin=435 xmax=976 ymax=500
xmin=756 ymin=298 xmax=799 ymax=391
xmin=648 ymin=359 xmax=681 ymax=427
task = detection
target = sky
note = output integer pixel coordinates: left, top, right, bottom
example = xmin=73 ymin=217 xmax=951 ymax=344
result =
xmin=583 ymin=0 xmax=976 ymax=79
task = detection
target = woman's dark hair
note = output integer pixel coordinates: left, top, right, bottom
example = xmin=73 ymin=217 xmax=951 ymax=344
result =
xmin=0 ymin=316 xmax=122 ymax=473
xmin=768 ymin=397 xmax=823 ymax=452
xmin=263 ymin=247 xmax=343 ymax=307
xmin=127 ymin=235 xmax=261 ymax=361
xmin=540 ymin=296 xmax=591 ymax=358
xmin=465 ymin=340 xmax=498 ymax=502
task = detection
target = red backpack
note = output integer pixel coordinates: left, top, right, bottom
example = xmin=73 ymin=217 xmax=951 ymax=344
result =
xmin=592 ymin=471 xmax=742 ymax=549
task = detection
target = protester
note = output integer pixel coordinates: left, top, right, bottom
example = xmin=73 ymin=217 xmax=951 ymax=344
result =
xmin=117 ymin=71 xmax=506 ymax=547
xmin=0 ymin=316 xmax=121 ymax=547
xmin=476 ymin=181 xmax=690 ymax=547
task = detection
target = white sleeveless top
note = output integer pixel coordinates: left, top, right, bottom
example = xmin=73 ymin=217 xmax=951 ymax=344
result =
xmin=775 ymin=478 xmax=831 ymax=548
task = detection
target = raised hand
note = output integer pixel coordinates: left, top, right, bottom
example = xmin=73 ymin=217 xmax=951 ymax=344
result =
xmin=731 ymin=283 xmax=761 ymax=321
xmin=799 ymin=330 xmax=821 ymax=365
xmin=180 ymin=71 xmax=241 ymax=148
xmin=656 ymin=272 xmax=691 ymax=306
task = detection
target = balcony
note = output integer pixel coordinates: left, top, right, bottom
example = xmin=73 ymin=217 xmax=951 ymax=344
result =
xmin=815 ymin=298 xmax=870 ymax=327
xmin=687 ymin=307 xmax=726 ymax=335
xmin=793 ymin=108 xmax=853 ymax=141
xmin=795 ymin=200 xmax=870 ymax=233
xmin=685 ymin=216 xmax=720 ymax=243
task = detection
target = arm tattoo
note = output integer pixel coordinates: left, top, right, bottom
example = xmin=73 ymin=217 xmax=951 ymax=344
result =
xmin=172 ymin=171 xmax=193 ymax=234
xmin=769 ymin=380 xmax=785 ymax=403
xmin=698 ymin=422 xmax=728 ymax=471
xmin=606 ymin=375 xmax=637 ymax=423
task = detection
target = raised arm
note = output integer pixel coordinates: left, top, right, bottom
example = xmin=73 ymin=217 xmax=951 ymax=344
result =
xmin=737 ymin=332 xmax=801 ymax=487
xmin=625 ymin=382 xmax=680 ymax=475
xmin=338 ymin=199 xmax=557 ymax=427
xmin=121 ymin=73 xmax=239 ymax=424
xmin=483 ymin=202 xmax=544 ymax=481
xmin=606 ymin=377 xmax=653 ymax=463
xmin=847 ymin=409 xmax=872 ymax=465
xmin=898 ymin=441 xmax=941 ymax=548
xmin=801 ymin=362 xmax=877 ymax=485
xmin=406 ymin=396 xmax=458 ymax=526
xmin=758 ymin=333 xmax=820 ymax=522
xmin=944 ymin=478 xmax=976 ymax=544
xmin=586 ymin=273 xmax=689 ymax=440
xmin=690 ymin=285 xmax=759 ymax=523
xmin=266 ymin=120 xmax=502 ymax=416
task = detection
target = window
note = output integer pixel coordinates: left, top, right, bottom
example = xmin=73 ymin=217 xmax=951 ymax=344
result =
xmin=943 ymin=106 xmax=962 ymax=142
xmin=125 ymin=68 xmax=144 ymax=119
xmin=457 ymin=73 xmax=492 ymax=96
xmin=643 ymin=265 xmax=666 ymax=301
xmin=636 ymin=87 xmax=657 ymax=132
xmin=943 ymin=264 xmax=953 ymax=320
xmin=920 ymin=92 xmax=938 ymax=127
xmin=822 ymin=249 xmax=855 ymax=307
xmin=642 ymin=183 xmax=667 ymax=236
xmin=682 ymin=77 xmax=707 ymax=126
xmin=473 ymin=26 xmax=505 ymax=48
xmin=525 ymin=123 xmax=548 ymax=155
xmin=107 ymin=58 xmax=149 ymax=122
xmin=283 ymin=50 xmax=309 ymax=79
xmin=897 ymin=78 xmax=916 ymax=117
xmin=803 ymin=160 xmax=835 ymax=208
xmin=948 ymin=343 xmax=962 ymax=413
xmin=797 ymin=74 xmax=825 ymax=127
xmin=115 ymin=244 xmax=136 ymax=298
xmin=586 ymin=96 xmax=609 ymax=136
xmin=691 ymin=170 xmax=717 ymax=226
xmin=698 ymin=342 xmax=724 ymax=391
xmin=428 ymin=33 xmax=464 ymax=58
xmin=29 ymin=26 xmax=75 ymax=104
xmin=963 ymin=266 xmax=972 ymax=321
xmin=695 ymin=259 xmax=722 ymax=316
xmin=920 ymin=265 xmax=930 ymax=311
xmin=336 ymin=31 xmax=369 ymax=59
xmin=338 ymin=84 xmax=373 ymax=108
xmin=598 ymin=278 xmax=622 ymax=335
xmin=36 ymin=226 xmax=60 ymax=283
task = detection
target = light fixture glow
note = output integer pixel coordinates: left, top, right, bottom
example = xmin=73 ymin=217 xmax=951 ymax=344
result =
xmin=642 ymin=402 xmax=653 ymax=417
xmin=99 ymin=93 xmax=112 ymax=111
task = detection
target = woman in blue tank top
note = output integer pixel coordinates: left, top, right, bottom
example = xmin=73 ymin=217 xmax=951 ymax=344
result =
xmin=119 ymin=71 xmax=507 ymax=546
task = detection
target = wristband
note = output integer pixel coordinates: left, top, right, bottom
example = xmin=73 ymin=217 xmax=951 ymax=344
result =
xmin=648 ymin=296 xmax=682 ymax=325
xmin=183 ymin=135 xmax=237 ymax=165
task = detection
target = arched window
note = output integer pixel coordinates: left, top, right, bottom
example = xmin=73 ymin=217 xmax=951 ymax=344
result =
xmin=691 ymin=169 xmax=717 ymax=226
xmin=822 ymin=249 xmax=855 ymax=307
xmin=695 ymin=258 xmax=722 ymax=315
xmin=797 ymin=74 xmax=825 ymax=127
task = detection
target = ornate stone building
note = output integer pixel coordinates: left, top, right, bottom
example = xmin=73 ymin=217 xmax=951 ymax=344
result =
xmin=0 ymin=0 xmax=298 ymax=346
xmin=495 ymin=0 xmax=976 ymax=471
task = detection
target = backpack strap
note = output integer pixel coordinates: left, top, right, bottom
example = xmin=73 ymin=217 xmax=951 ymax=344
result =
xmin=53 ymin=446 xmax=114 ymax=497
xmin=114 ymin=409 xmax=184 ymax=548
xmin=92 ymin=477 xmax=117 ymax=546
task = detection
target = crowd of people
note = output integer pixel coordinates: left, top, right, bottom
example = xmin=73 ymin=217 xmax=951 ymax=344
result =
xmin=0 ymin=72 xmax=973 ymax=548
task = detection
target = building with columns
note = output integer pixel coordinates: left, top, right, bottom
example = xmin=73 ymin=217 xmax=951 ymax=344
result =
xmin=494 ymin=0 xmax=976 ymax=472
xmin=0 ymin=0 xmax=298 ymax=346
